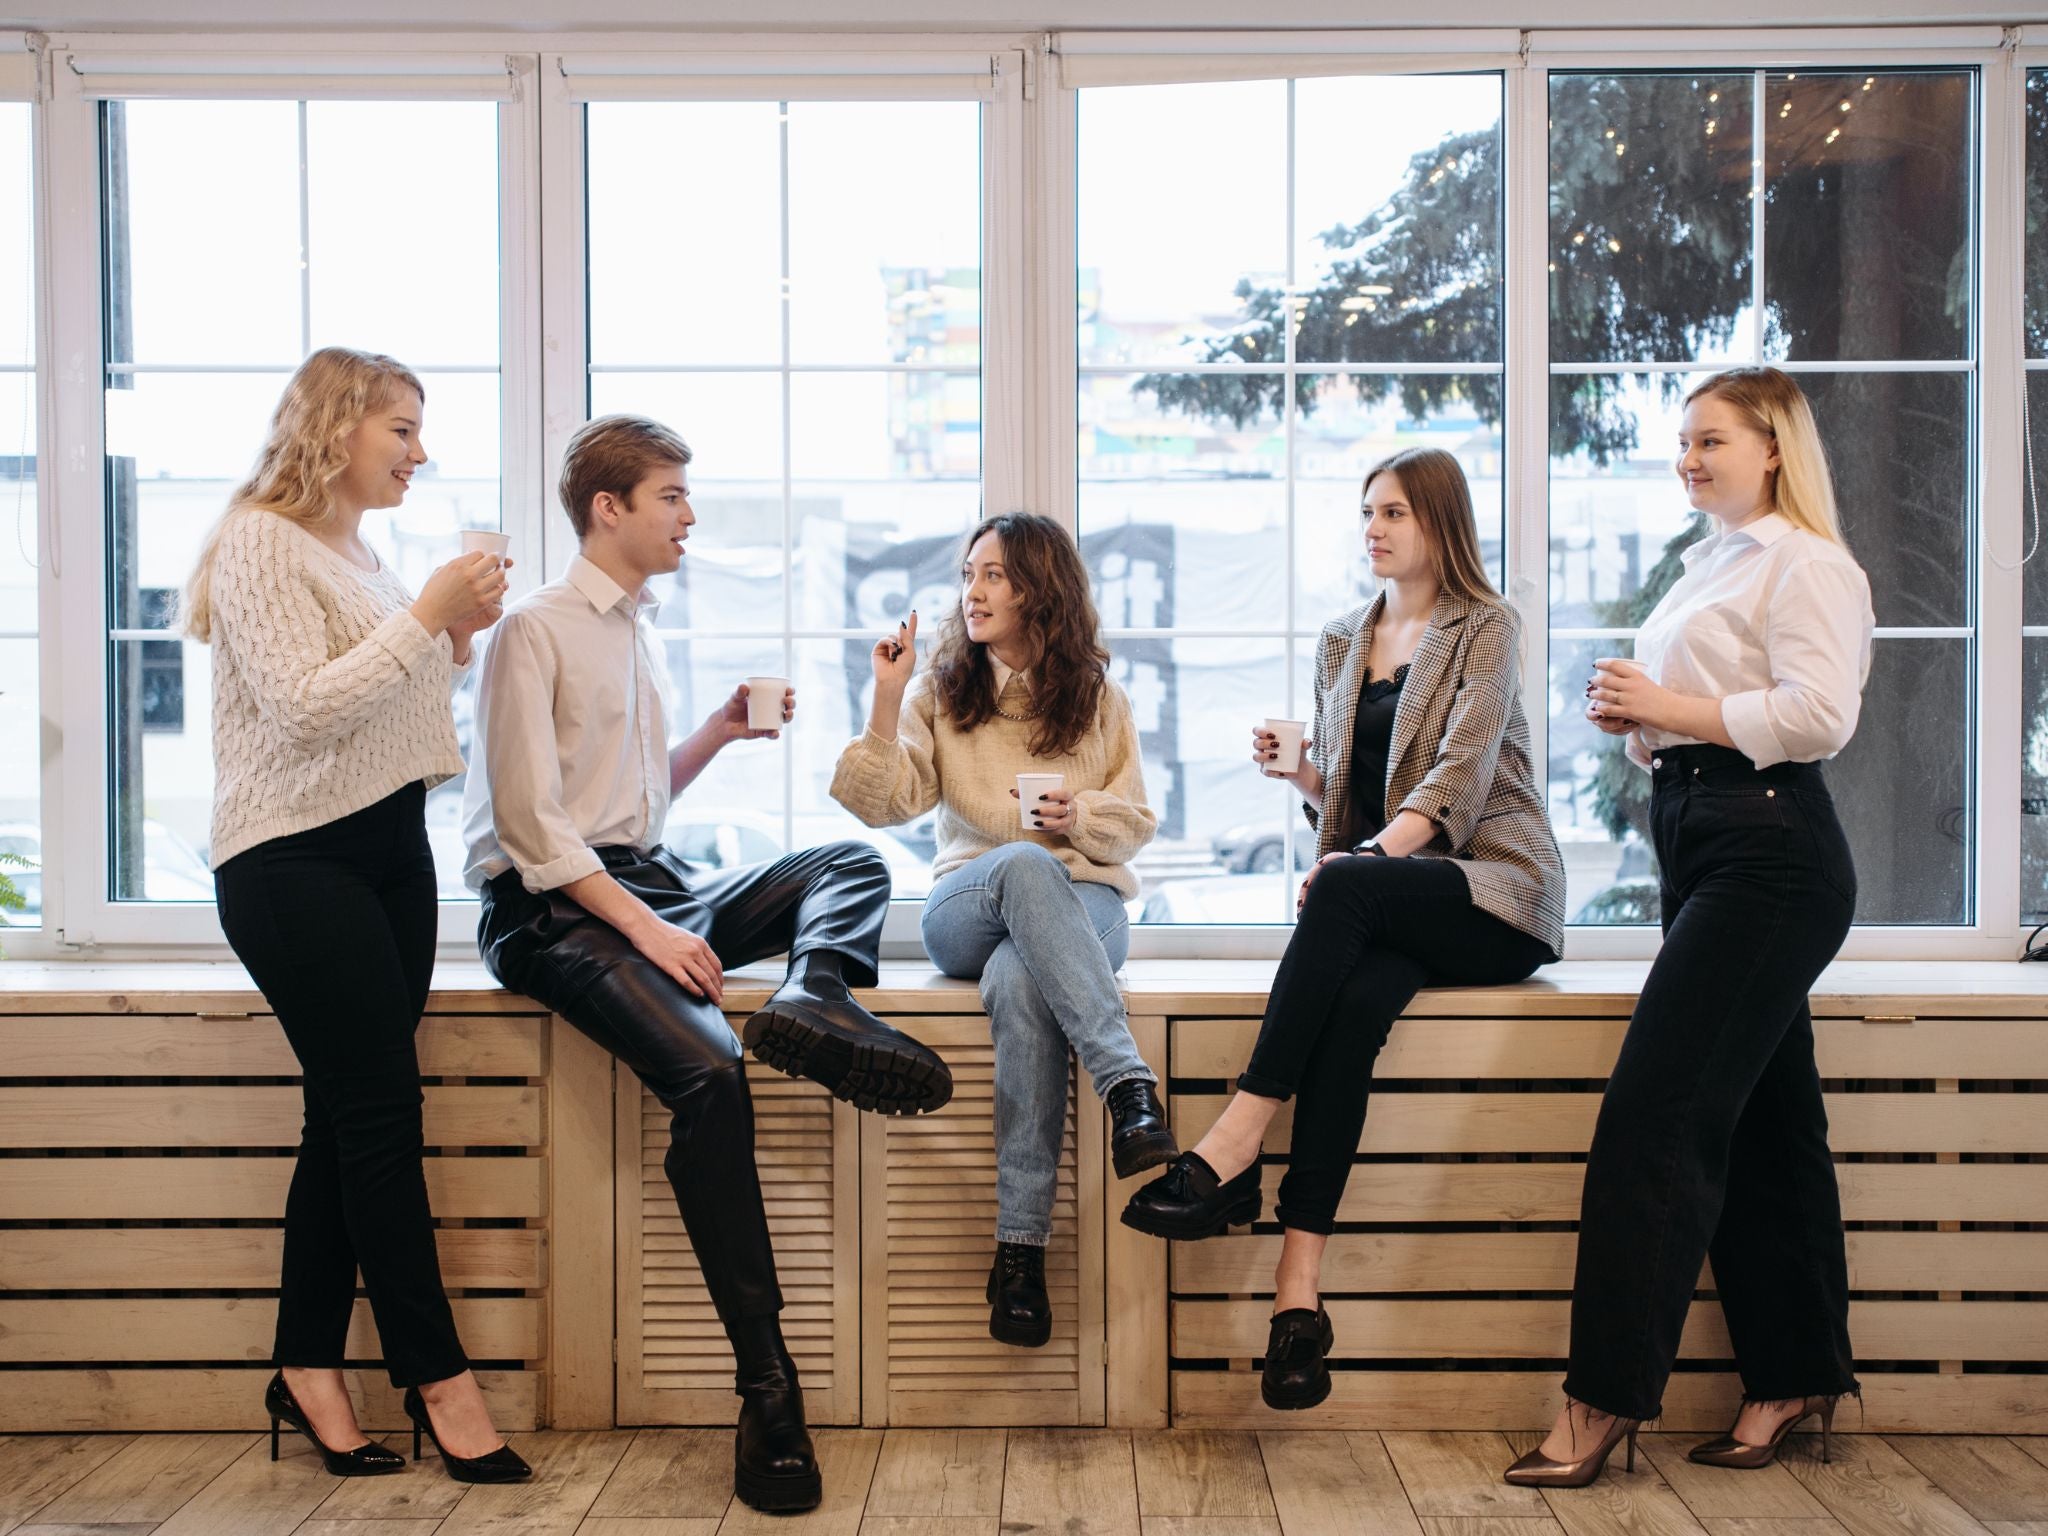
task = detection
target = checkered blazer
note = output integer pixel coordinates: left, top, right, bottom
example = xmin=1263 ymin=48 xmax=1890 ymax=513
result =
xmin=1305 ymin=589 xmax=1567 ymax=957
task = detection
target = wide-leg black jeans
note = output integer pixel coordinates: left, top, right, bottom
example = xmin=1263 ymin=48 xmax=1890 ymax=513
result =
xmin=478 ymin=840 xmax=889 ymax=1324
xmin=215 ymin=781 xmax=469 ymax=1389
xmin=1237 ymin=855 xmax=1555 ymax=1234
xmin=1565 ymin=744 xmax=1860 ymax=1420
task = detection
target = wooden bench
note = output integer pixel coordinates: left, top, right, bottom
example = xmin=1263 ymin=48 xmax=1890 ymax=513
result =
xmin=2 ymin=960 xmax=2043 ymax=1434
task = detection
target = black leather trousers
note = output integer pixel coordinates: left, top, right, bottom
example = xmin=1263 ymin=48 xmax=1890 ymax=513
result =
xmin=479 ymin=839 xmax=889 ymax=1323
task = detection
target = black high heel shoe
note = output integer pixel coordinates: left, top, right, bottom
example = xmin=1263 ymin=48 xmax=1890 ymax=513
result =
xmin=264 ymin=1372 xmax=403 ymax=1477
xmin=402 ymin=1386 xmax=532 ymax=1484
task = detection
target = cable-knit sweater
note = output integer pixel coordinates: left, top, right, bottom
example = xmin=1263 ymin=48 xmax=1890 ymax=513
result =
xmin=205 ymin=506 xmax=467 ymax=869
xmin=830 ymin=670 xmax=1156 ymax=899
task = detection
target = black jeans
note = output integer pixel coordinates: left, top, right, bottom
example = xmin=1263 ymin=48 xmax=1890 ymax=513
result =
xmin=1238 ymin=855 xmax=1555 ymax=1234
xmin=478 ymin=840 xmax=889 ymax=1324
xmin=214 ymin=782 xmax=469 ymax=1389
xmin=1566 ymin=744 xmax=1860 ymax=1420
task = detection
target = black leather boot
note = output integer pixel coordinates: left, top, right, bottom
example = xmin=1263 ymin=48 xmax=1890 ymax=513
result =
xmin=986 ymin=1241 xmax=1052 ymax=1348
xmin=728 ymin=1315 xmax=822 ymax=1513
xmin=743 ymin=979 xmax=953 ymax=1116
xmin=1119 ymin=1151 xmax=1262 ymax=1240
xmin=1106 ymin=1078 xmax=1177 ymax=1179
xmin=1261 ymin=1305 xmax=1334 ymax=1410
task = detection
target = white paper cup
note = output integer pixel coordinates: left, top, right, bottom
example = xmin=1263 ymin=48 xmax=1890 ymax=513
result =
xmin=460 ymin=529 xmax=511 ymax=562
xmin=1264 ymin=718 xmax=1306 ymax=773
xmin=745 ymin=676 xmax=790 ymax=732
xmin=1017 ymin=772 xmax=1065 ymax=830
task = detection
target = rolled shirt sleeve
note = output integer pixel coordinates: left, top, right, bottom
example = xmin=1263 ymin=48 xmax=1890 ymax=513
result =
xmin=1718 ymin=560 xmax=1874 ymax=769
xmin=473 ymin=611 xmax=605 ymax=891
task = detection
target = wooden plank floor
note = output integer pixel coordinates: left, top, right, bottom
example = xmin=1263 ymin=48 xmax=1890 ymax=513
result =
xmin=0 ymin=1429 xmax=2042 ymax=1535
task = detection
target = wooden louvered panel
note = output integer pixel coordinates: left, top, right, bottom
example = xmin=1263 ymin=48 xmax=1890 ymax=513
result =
xmin=862 ymin=1016 xmax=1105 ymax=1426
xmin=615 ymin=1057 xmax=859 ymax=1426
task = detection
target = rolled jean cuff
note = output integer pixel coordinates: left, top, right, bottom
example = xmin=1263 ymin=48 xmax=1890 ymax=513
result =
xmin=1099 ymin=1066 xmax=1156 ymax=1097
xmin=1235 ymin=1069 xmax=1295 ymax=1101
xmin=996 ymin=1226 xmax=1051 ymax=1247
xmin=1274 ymin=1206 xmax=1336 ymax=1237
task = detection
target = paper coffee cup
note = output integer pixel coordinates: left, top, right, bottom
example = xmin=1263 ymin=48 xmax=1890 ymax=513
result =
xmin=1017 ymin=772 xmax=1064 ymax=830
xmin=745 ymin=676 xmax=790 ymax=732
xmin=460 ymin=529 xmax=511 ymax=561
xmin=1264 ymin=718 xmax=1306 ymax=773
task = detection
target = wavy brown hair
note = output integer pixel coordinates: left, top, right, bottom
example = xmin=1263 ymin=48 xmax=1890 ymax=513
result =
xmin=930 ymin=513 xmax=1109 ymax=759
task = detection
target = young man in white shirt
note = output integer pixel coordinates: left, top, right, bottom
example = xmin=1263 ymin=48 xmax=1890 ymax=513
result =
xmin=462 ymin=413 xmax=953 ymax=1514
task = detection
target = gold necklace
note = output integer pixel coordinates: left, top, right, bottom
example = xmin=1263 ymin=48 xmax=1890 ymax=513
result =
xmin=992 ymin=694 xmax=1041 ymax=722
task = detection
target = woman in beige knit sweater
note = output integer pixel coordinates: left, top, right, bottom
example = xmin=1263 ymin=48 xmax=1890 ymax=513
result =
xmin=187 ymin=348 xmax=526 ymax=1484
xmin=831 ymin=512 xmax=1177 ymax=1348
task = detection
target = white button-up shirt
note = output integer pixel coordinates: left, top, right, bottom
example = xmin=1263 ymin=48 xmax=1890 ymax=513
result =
xmin=1627 ymin=512 xmax=1875 ymax=772
xmin=462 ymin=555 xmax=672 ymax=891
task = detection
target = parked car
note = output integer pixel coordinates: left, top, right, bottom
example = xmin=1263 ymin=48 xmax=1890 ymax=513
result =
xmin=1211 ymin=819 xmax=1316 ymax=875
xmin=1138 ymin=874 xmax=1294 ymax=924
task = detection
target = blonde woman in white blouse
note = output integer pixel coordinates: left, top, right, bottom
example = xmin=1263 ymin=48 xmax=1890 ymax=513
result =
xmin=1509 ymin=367 xmax=1873 ymax=1487
xmin=185 ymin=348 xmax=527 ymax=1484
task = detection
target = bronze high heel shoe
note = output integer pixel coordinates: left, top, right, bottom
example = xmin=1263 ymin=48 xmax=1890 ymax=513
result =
xmin=1503 ymin=1410 xmax=1641 ymax=1488
xmin=1688 ymin=1393 xmax=1843 ymax=1468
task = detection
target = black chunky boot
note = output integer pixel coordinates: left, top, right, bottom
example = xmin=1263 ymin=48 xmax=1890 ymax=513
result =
xmin=1261 ymin=1305 xmax=1334 ymax=1410
xmin=743 ymin=979 xmax=953 ymax=1116
xmin=1106 ymin=1078 xmax=1177 ymax=1179
xmin=728 ymin=1315 xmax=823 ymax=1513
xmin=986 ymin=1241 xmax=1052 ymax=1348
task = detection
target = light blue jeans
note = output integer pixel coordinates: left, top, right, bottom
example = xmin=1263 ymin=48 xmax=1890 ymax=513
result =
xmin=921 ymin=842 xmax=1153 ymax=1246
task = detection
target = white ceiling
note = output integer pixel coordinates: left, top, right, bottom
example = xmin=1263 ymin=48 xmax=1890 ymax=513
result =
xmin=4 ymin=0 xmax=2034 ymax=33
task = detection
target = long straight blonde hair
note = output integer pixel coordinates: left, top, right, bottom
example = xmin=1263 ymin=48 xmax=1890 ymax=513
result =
xmin=1682 ymin=366 xmax=1846 ymax=546
xmin=1362 ymin=447 xmax=1511 ymax=613
xmin=181 ymin=347 xmax=425 ymax=642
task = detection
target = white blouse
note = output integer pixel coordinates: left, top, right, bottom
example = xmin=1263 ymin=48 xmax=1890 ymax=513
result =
xmin=1627 ymin=511 xmax=1875 ymax=772
xmin=461 ymin=555 xmax=673 ymax=892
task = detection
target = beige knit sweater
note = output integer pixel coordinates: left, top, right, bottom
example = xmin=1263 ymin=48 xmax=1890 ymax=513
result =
xmin=205 ymin=506 xmax=467 ymax=868
xmin=830 ymin=670 xmax=1156 ymax=899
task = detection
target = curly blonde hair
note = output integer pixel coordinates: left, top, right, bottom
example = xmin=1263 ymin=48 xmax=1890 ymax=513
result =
xmin=182 ymin=347 xmax=425 ymax=642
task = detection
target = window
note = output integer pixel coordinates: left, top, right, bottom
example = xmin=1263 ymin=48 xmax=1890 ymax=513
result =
xmin=0 ymin=98 xmax=34 ymax=930
xmin=2026 ymin=67 xmax=2048 ymax=929
xmin=583 ymin=97 xmax=984 ymax=901
xmin=1547 ymin=69 xmax=1978 ymax=927
xmin=98 ymin=97 xmax=504 ymax=903
xmin=1076 ymin=73 xmax=1506 ymax=923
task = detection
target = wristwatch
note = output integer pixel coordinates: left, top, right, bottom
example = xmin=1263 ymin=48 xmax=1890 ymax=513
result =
xmin=1351 ymin=838 xmax=1388 ymax=857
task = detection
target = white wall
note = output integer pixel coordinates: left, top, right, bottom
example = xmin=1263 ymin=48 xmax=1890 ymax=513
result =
xmin=3 ymin=0 xmax=2037 ymax=33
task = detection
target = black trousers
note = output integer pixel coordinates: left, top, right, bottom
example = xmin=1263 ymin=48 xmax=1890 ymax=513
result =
xmin=478 ymin=840 xmax=889 ymax=1324
xmin=1566 ymin=744 xmax=1860 ymax=1420
xmin=215 ymin=782 xmax=469 ymax=1389
xmin=1237 ymin=855 xmax=1555 ymax=1234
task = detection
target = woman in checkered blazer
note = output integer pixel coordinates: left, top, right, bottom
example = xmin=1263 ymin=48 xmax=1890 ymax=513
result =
xmin=1121 ymin=447 xmax=1566 ymax=1412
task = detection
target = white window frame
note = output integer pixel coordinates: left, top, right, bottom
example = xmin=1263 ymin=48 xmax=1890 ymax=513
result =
xmin=1051 ymin=25 xmax=2026 ymax=962
xmin=37 ymin=37 xmax=541 ymax=952
xmin=0 ymin=22 xmax=2032 ymax=964
xmin=545 ymin=38 xmax=1032 ymax=953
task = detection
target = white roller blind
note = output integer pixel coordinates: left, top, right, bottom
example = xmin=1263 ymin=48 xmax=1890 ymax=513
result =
xmin=559 ymin=51 xmax=1002 ymax=101
xmin=1527 ymin=25 xmax=2003 ymax=56
xmin=1055 ymin=30 xmax=1519 ymax=89
xmin=64 ymin=51 xmax=518 ymax=100
xmin=0 ymin=37 xmax=34 ymax=100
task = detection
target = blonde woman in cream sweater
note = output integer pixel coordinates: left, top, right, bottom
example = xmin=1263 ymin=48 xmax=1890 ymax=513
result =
xmin=832 ymin=512 xmax=1176 ymax=1348
xmin=186 ymin=348 xmax=526 ymax=1484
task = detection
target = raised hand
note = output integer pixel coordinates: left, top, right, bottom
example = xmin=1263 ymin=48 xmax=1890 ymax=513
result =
xmin=872 ymin=610 xmax=919 ymax=695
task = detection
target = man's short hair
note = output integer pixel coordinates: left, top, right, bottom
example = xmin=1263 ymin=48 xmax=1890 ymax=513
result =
xmin=558 ymin=414 xmax=693 ymax=538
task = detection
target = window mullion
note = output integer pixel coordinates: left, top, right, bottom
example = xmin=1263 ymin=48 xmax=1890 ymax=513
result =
xmin=1979 ymin=49 xmax=2026 ymax=944
xmin=1506 ymin=55 xmax=1552 ymax=872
